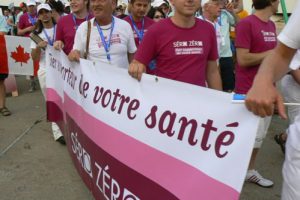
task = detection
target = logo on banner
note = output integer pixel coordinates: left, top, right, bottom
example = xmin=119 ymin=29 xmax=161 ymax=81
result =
xmin=10 ymin=45 xmax=31 ymax=66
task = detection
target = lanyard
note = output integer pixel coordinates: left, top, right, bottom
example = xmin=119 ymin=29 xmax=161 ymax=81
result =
xmin=72 ymin=14 xmax=89 ymax=30
xmin=43 ymin=25 xmax=56 ymax=46
xmin=129 ymin=15 xmax=144 ymax=44
xmin=27 ymin=13 xmax=37 ymax=25
xmin=96 ymin=17 xmax=115 ymax=63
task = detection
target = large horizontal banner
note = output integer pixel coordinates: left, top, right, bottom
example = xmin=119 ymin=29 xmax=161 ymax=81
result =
xmin=45 ymin=46 xmax=259 ymax=200
xmin=0 ymin=35 xmax=38 ymax=76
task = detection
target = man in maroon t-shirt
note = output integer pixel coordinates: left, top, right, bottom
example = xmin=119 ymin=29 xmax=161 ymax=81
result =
xmin=235 ymin=0 xmax=279 ymax=188
xmin=128 ymin=0 xmax=222 ymax=90
xmin=123 ymin=0 xmax=154 ymax=48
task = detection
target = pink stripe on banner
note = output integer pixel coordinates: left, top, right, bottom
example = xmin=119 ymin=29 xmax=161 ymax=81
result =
xmin=50 ymin=88 xmax=239 ymax=200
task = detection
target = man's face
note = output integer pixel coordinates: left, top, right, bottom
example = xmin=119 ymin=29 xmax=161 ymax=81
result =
xmin=170 ymin=0 xmax=200 ymax=17
xmin=271 ymin=0 xmax=280 ymax=14
xmin=91 ymin=0 xmax=115 ymax=18
xmin=27 ymin=5 xmax=36 ymax=14
xmin=4 ymin=10 xmax=9 ymax=16
xmin=205 ymin=0 xmax=222 ymax=18
xmin=131 ymin=0 xmax=150 ymax=19
xmin=159 ymin=3 xmax=169 ymax=15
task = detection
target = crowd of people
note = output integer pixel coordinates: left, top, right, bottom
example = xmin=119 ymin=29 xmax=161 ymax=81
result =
xmin=0 ymin=0 xmax=300 ymax=199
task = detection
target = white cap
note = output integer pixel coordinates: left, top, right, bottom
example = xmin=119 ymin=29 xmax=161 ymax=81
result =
xmin=37 ymin=3 xmax=52 ymax=14
xmin=65 ymin=2 xmax=70 ymax=7
xmin=35 ymin=0 xmax=41 ymax=3
xmin=27 ymin=0 xmax=37 ymax=6
xmin=201 ymin=0 xmax=210 ymax=7
xmin=152 ymin=0 xmax=168 ymax=7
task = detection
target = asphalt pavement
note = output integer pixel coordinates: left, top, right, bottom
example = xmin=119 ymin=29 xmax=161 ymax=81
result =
xmin=0 ymin=76 xmax=288 ymax=200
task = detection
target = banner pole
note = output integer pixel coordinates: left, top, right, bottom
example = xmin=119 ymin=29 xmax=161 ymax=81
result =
xmin=280 ymin=0 xmax=289 ymax=24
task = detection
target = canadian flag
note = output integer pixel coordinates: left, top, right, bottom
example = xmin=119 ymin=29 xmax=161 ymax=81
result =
xmin=0 ymin=35 xmax=38 ymax=76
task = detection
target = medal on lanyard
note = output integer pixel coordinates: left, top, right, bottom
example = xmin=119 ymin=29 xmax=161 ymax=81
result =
xmin=129 ymin=15 xmax=144 ymax=44
xmin=73 ymin=14 xmax=89 ymax=30
xmin=96 ymin=17 xmax=115 ymax=63
xmin=43 ymin=25 xmax=56 ymax=46
xmin=28 ymin=13 xmax=37 ymax=25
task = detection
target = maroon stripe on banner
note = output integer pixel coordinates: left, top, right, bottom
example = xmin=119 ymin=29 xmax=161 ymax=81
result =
xmin=0 ymin=35 xmax=8 ymax=74
xmin=46 ymin=101 xmax=63 ymax=122
xmin=65 ymin=113 xmax=179 ymax=200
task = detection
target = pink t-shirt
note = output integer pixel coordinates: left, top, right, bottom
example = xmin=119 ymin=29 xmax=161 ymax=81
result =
xmin=235 ymin=15 xmax=277 ymax=94
xmin=55 ymin=13 xmax=93 ymax=55
xmin=18 ymin=13 xmax=37 ymax=37
xmin=134 ymin=18 xmax=218 ymax=87
xmin=123 ymin=16 xmax=154 ymax=48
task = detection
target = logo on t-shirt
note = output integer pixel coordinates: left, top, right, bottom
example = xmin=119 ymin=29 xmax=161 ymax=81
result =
xmin=261 ymin=30 xmax=276 ymax=42
xmin=173 ymin=40 xmax=203 ymax=55
xmin=97 ymin=34 xmax=121 ymax=48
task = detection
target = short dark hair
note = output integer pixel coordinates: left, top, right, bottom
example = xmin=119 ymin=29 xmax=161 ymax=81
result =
xmin=147 ymin=6 xmax=165 ymax=19
xmin=252 ymin=0 xmax=277 ymax=10
xmin=48 ymin=0 xmax=65 ymax=15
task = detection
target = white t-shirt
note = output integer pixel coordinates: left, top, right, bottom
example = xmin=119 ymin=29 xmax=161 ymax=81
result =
xmin=30 ymin=26 xmax=56 ymax=70
xmin=278 ymin=0 xmax=300 ymax=51
xmin=73 ymin=17 xmax=137 ymax=69
xmin=197 ymin=16 xmax=222 ymax=56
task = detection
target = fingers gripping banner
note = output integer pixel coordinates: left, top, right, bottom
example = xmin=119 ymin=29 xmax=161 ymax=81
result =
xmin=45 ymin=46 xmax=259 ymax=200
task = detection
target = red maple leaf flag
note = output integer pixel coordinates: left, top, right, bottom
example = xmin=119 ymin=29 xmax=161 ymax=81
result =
xmin=0 ymin=35 xmax=37 ymax=76
xmin=10 ymin=45 xmax=31 ymax=66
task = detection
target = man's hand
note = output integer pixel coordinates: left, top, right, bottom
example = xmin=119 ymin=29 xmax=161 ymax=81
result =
xmin=53 ymin=40 xmax=64 ymax=51
xmin=68 ymin=50 xmax=80 ymax=62
xmin=245 ymin=79 xmax=287 ymax=119
xmin=37 ymin=41 xmax=48 ymax=49
xmin=128 ymin=59 xmax=146 ymax=81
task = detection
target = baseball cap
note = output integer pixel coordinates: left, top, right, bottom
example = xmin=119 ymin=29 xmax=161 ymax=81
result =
xmin=27 ymin=0 xmax=37 ymax=6
xmin=152 ymin=0 xmax=168 ymax=7
xmin=37 ymin=3 xmax=52 ymax=14
xmin=19 ymin=2 xmax=26 ymax=8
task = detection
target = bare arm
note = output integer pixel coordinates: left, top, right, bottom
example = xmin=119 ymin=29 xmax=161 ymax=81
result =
xmin=245 ymin=42 xmax=296 ymax=118
xmin=17 ymin=25 xmax=35 ymax=36
xmin=236 ymin=48 xmax=271 ymax=67
xmin=206 ymin=60 xmax=222 ymax=90
xmin=128 ymin=59 xmax=146 ymax=81
xmin=291 ymin=69 xmax=300 ymax=85
xmin=127 ymin=53 xmax=134 ymax=64
xmin=31 ymin=41 xmax=48 ymax=61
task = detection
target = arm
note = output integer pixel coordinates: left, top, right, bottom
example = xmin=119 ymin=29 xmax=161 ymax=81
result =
xmin=245 ymin=42 xmax=296 ymax=118
xmin=128 ymin=59 xmax=146 ymax=81
xmin=31 ymin=41 xmax=48 ymax=61
xmin=206 ymin=60 xmax=222 ymax=90
xmin=128 ymin=53 xmax=134 ymax=63
xmin=236 ymin=48 xmax=271 ymax=67
xmin=291 ymin=69 xmax=300 ymax=85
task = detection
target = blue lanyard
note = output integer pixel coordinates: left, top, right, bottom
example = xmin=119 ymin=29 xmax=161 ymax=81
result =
xmin=27 ymin=13 xmax=37 ymax=25
xmin=96 ymin=17 xmax=115 ymax=63
xmin=72 ymin=14 xmax=89 ymax=30
xmin=43 ymin=25 xmax=56 ymax=46
xmin=217 ymin=15 xmax=222 ymax=26
xmin=129 ymin=15 xmax=144 ymax=44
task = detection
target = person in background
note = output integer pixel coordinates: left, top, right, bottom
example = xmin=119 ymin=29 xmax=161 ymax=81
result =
xmin=54 ymin=0 xmax=93 ymax=55
xmin=0 ymin=15 xmax=11 ymax=116
xmin=3 ymin=9 xmax=14 ymax=35
xmin=18 ymin=0 xmax=38 ymax=93
xmin=123 ymin=0 xmax=154 ymax=48
xmin=147 ymin=7 xmax=165 ymax=22
xmin=64 ymin=2 xmax=71 ymax=14
xmin=235 ymin=0 xmax=280 ymax=188
xmin=48 ymin=0 xmax=66 ymax=22
xmin=115 ymin=2 xmax=127 ymax=19
xmin=151 ymin=0 xmax=170 ymax=17
xmin=16 ymin=2 xmax=28 ymax=28
xmin=30 ymin=3 xmax=65 ymax=144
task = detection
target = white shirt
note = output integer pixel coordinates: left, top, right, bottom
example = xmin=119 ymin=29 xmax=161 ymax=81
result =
xmin=30 ymin=26 xmax=56 ymax=70
xmin=73 ymin=17 xmax=137 ymax=69
xmin=278 ymin=0 xmax=300 ymax=51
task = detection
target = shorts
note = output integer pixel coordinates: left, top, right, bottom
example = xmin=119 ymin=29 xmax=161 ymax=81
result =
xmin=0 ymin=73 xmax=8 ymax=80
xmin=282 ymin=138 xmax=300 ymax=200
xmin=254 ymin=116 xmax=272 ymax=148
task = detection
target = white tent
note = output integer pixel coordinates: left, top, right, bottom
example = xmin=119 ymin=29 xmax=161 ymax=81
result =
xmin=0 ymin=0 xmax=24 ymax=7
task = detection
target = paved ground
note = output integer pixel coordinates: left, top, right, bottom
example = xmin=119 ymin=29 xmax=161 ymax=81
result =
xmin=0 ymin=76 xmax=289 ymax=200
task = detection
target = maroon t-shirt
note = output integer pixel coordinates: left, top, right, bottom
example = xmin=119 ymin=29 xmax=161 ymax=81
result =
xmin=18 ymin=13 xmax=37 ymax=37
xmin=55 ymin=13 xmax=93 ymax=55
xmin=235 ymin=15 xmax=277 ymax=94
xmin=134 ymin=18 xmax=218 ymax=87
xmin=123 ymin=16 xmax=154 ymax=48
